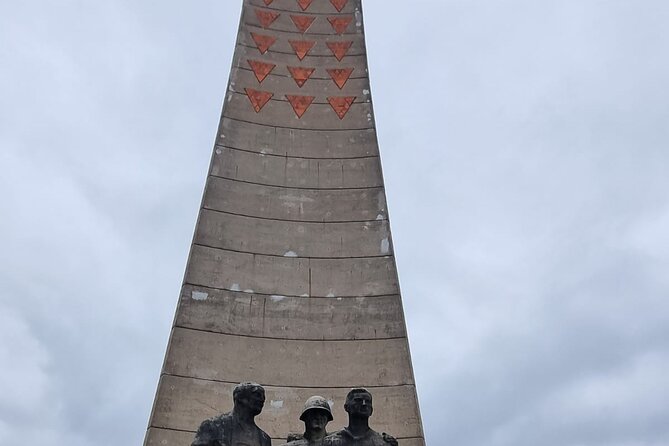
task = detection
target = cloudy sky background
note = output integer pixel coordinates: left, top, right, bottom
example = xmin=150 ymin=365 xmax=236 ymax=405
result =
xmin=1 ymin=1 xmax=668 ymax=445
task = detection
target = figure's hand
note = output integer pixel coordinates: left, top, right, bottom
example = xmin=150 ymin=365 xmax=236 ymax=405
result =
xmin=382 ymin=433 xmax=398 ymax=446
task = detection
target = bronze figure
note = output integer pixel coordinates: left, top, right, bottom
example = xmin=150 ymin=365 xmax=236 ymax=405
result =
xmin=323 ymin=389 xmax=398 ymax=446
xmin=191 ymin=382 xmax=272 ymax=446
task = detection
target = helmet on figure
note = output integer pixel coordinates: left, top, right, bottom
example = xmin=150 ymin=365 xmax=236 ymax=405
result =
xmin=299 ymin=396 xmax=334 ymax=422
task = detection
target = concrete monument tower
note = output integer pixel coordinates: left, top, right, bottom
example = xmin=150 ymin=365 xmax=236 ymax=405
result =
xmin=145 ymin=1 xmax=425 ymax=444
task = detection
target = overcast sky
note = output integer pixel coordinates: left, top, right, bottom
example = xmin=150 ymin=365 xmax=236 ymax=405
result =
xmin=1 ymin=1 xmax=669 ymax=445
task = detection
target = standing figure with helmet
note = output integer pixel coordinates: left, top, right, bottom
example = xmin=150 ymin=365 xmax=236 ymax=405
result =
xmin=283 ymin=396 xmax=334 ymax=446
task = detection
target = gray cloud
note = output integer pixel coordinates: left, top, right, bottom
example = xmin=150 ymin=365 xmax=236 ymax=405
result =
xmin=1 ymin=1 xmax=668 ymax=445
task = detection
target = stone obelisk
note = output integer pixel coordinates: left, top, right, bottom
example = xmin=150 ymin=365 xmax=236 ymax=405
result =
xmin=144 ymin=1 xmax=425 ymax=444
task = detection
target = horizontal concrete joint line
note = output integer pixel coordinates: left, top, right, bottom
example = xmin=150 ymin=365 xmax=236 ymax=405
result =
xmin=235 ymin=66 xmax=369 ymax=82
xmin=174 ymin=324 xmax=406 ymax=343
xmin=148 ymin=426 xmax=195 ymax=434
xmin=221 ymin=116 xmax=375 ymax=132
xmin=191 ymin=243 xmax=394 ymax=260
xmin=238 ymin=43 xmax=367 ymax=59
xmin=160 ymin=371 xmax=417 ymax=390
xmin=182 ymin=283 xmax=401 ymax=300
xmin=245 ymin=22 xmax=363 ymax=37
xmin=215 ymin=144 xmax=380 ymax=161
xmin=229 ymin=89 xmax=370 ymax=105
xmin=207 ymin=173 xmax=385 ymax=192
xmin=200 ymin=207 xmax=389 ymax=224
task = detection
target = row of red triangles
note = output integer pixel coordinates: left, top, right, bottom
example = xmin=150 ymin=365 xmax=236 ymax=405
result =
xmin=263 ymin=0 xmax=349 ymax=12
xmin=252 ymin=33 xmax=353 ymax=61
xmin=248 ymin=60 xmax=354 ymax=89
xmin=246 ymin=89 xmax=356 ymax=119
xmin=256 ymin=9 xmax=353 ymax=34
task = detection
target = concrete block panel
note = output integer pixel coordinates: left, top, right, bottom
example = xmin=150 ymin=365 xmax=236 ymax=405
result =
xmin=309 ymin=256 xmax=399 ymax=297
xmin=144 ymin=427 xmax=425 ymax=446
xmin=186 ymin=245 xmax=398 ymax=297
xmin=217 ymin=118 xmax=379 ymax=159
xmin=210 ymin=146 xmax=383 ymax=189
xmin=243 ymin=7 xmax=363 ymax=36
xmin=185 ymin=245 xmax=310 ymax=296
xmin=195 ymin=209 xmax=391 ymax=258
xmin=151 ymin=375 xmax=424 ymax=439
xmin=237 ymin=28 xmax=366 ymax=58
xmin=223 ymin=91 xmax=374 ymax=131
xmin=246 ymin=0 xmax=360 ymax=15
xmin=233 ymin=44 xmax=369 ymax=74
xmin=176 ymin=285 xmax=406 ymax=340
xmin=203 ymin=177 xmax=387 ymax=222
xmin=164 ymin=327 xmax=414 ymax=387
xmin=230 ymin=68 xmax=369 ymax=103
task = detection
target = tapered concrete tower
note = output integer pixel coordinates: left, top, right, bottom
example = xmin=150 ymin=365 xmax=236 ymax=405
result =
xmin=145 ymin=1 xmax=425 ymax=445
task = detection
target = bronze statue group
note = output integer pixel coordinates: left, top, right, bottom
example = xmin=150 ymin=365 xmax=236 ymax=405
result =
xmin=192 ymin=383 xmax=399 ymax=446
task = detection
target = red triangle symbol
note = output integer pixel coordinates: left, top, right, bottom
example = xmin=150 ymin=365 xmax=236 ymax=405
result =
xmin=297 ymin=0 xmax=314 ymax=11
xmin=326 ymin=41 xmax=353 ymax=61
xmin=247 ymin=60 xmax=276 ymax=83
xmin=263 ymin=0 xmax=274 ymax=4
xmin=330 ymin=0 xmax=348 ymax=12
xmin=291 ymin=15 xmax=316 ymax=33
xmin=327 ymin=67 xmax=354 ymax=89
xmin=328 ymin=16 xmax=353 ymax=34
xmin=327 ymin=96 xmax=356 ymax=119
xmin=287 ymin=66 xmax=316 ymax=87
xmin=245 ymin=88 xmax=273 ymax=112
xmin=286 ymin=95 xmax=315 ymax=118
xmin=250 ymin=33 xmax=277 ymax=54
xmin=255 ymin=9 xmax=280 ymax=29
xmin=289 ymin=40 xmax=316 ymax=60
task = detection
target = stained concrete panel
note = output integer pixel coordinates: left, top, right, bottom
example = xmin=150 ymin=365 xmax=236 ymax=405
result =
xmin=164 ymin=327 xmax=413 ymax=387
xmin=217 ymin=118 xmax=379 ymax=159
xmin=234 ymin=45 xmax=369 ymax=75
xmin=151 ymin=375 xmax=423 ymax=439
xmin=230 ymin=69 xmax=369 ymax=103
xmin=243 ymin=8 xmax=363 ymax=36
xmin=308 ymin=256 xmax=398 ymax=297
xmin=177 ymin=285 xmax=406 ymax=340
xmin=238 ymin=29 xmax=366 ymax=57
xmin=203 ymin=176 xmax=387 ymax=222
xmin=223 ymin=91 xmax=374 ymax=131
xmin=210 ymin=146 xmax=383 ymax=189
xmin=195 ymin=209 xmax=391 ymax=258
xmin=185 ymin=244 xmax=308 ymax=295
xmin=186 ymin=245 xmax=398 ymax=297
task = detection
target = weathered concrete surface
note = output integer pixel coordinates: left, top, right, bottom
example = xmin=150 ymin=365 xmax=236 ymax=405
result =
xmin=224 ymin=93 xmax=374 ymax=130
xmin=195 ymin=210 xmax=391 ymax=257
xmin=164 ymin=327 xmax=413 ymax=387
xmin=150 ymin=375 xmax=423 ymax=439
xmin=210 ymin=147 xmax=383 ymax=189
xmin=145 ymin=0 xmax=425 ymax=444
xmin=237 ymin=30 xmax=366 ymax=57
xmin=203 ymin=177 xmax=388 ymax=222
xmin=217 ymin=119 xmax=380 ymax=159
xmin=185 ymin=245 xmax=398 ymax=297
xmin=177 ymin=285 xmax=406 ymax=340
xmin=243 ymin=7 xmax=362 ymax=35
